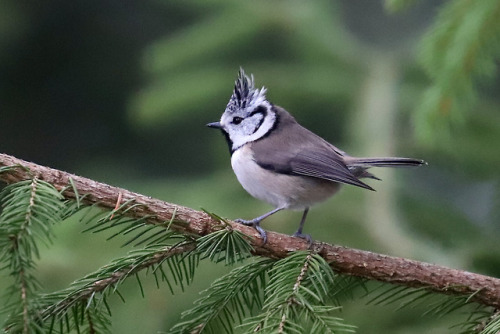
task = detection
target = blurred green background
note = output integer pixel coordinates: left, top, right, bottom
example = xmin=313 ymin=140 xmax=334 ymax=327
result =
xmin=1 ymin=0 xmax=499 ymax=332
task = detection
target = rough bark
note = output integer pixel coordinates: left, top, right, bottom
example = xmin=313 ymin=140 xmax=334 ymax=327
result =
xmin=1 ymin=153 xmax=499 ymax=308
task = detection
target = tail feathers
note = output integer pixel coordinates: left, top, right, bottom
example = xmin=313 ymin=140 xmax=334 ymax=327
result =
xmin=346 ymin=157 xmax=426 ymax=168
xmin=356 ymin=169 xmax=382 ymax=180
xmin=348 ymin=167 xmax=382 ymax=180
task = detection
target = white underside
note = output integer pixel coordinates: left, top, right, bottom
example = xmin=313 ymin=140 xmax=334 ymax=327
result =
xmin=231 ymin=146 xmax=341 ymax=210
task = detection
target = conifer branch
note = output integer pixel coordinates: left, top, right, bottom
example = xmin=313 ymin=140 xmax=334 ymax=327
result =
xmin=279 ymin=254 xmax=310 ymax=333
xmin=41 ymin=242 xmax=196 ymax=318
xmin=1 ymin=153 xmax=500 ymax=309
xmin=476 ymin=309 xmax=500 ymax=334
xmin=20 ymin=268 xmax=29 ymax=334
xmin=20 ymin=178 xmax=38 ymax=334
xmin=415 ymin=0 xmax=500 ymax=141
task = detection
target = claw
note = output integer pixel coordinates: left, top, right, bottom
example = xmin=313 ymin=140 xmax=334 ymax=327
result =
xmin=292 ymin=231 xmax=313 ymax=248
xmin=235 ymin=218 xmax=268 ymax=244
xmin=254 ymin=224 xmax=267 ymax=244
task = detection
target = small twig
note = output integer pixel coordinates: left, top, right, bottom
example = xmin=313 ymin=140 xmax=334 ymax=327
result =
xmin=20 ymin=269 xmax=29 ymax=334
xmin=474 ymin=308 xmax=500 ymax=333
xmin=279 ymin=254 xmax=312 ymax=333
xmin=86 ymin=309 xmax=96 ymax=334
xmin=1 ymin=153 xmax=500 ymax=308
xmin=22 ymin=178 xmax=38 ymax=334
xmin=110 ymin=192 xmax=123 ymax=220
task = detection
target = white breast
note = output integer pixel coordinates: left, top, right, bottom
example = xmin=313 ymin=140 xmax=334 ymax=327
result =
xmin=231 ymin=145 xmax=341 ymax=210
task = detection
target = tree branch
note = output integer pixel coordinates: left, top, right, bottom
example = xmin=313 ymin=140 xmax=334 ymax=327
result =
xmin=1 ymin=153 xmax=499 ymax=308
xmin=44 ymin=243 xmax=196 ymax=317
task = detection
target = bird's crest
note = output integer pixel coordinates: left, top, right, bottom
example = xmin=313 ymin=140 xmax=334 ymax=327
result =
xmin=225 ymin=68 xmax=267 ymax=114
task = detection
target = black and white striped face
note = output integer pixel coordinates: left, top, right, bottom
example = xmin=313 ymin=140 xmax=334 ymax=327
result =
xmin=209 ymin=69 xmax=277 ymax=152
xmin=220 ymin=101 xmax=276 ymax=152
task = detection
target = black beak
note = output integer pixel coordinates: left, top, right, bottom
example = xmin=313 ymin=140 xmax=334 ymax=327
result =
xmin=206 ymin=122 xmax=222 ymax=129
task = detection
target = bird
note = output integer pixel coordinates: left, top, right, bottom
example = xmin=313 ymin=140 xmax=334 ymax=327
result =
xmin=207 ymin=68 xmax=425 ymax=244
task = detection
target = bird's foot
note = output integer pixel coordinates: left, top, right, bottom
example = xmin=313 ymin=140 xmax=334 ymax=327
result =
xmin=235 ymin=218 xmax=267 ymax=244
xmin=292 ymin=231 xmax=313 ymax=248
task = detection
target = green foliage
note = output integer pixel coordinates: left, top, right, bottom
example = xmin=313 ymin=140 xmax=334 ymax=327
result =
xmin=479 ymin=311 xmax=500 ymax=334
xmin=0 ymin=179 xmax=65 ymax=256
xmin=363 ymin=283 xmax=500 ymax=334
xmin=82 ymin=204 xmax=177 ymax=248
xmin=384 ymin=0 xmax=420 ymax=13
xmin=39 ymin=242 xmax=199 ymax=333
xmin=168 ymin=259 xmax=273 ymax=334
xmin=1 ymin=0 xmax=500 ymax=332
xmin=416 ymin=0 xmax=500 ymax=143
xmin=242 ymin=252 xmax=355 ymax=334
xmin=36 ymin=205 xmax=261 ymax=333
xmin=170 ymin=252 xmax=357 ymax=334
xmin=0 ymin=178 xmax=65 ymax=332
xmin=197 ymin=210 xmax=254 ymax=265
xmin=45 ymin=302 xmax=112 ymax=334
xmin=128 ymin=0 xmax=358 ymax=130
xmin=0 ymin=175 xmax=498 ymax=333
xmin=367 ymin=284 xmax=474 ymax=318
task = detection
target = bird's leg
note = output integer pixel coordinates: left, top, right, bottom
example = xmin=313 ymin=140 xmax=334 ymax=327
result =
xmin=235 ymin=207 xmax=284 ymax=244
xmin=293 ymin=208 xmax=312 ymax=245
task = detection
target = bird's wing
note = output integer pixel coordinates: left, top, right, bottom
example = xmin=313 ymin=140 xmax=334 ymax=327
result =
xmin=250 ymin=110 xmax=374 ymax=190
xmin=289 ymin=149 xmax=374 ymax=190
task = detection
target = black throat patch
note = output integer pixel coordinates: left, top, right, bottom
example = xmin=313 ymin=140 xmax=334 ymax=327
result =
xmin=220 ymin=129 xmax=234 ymax=156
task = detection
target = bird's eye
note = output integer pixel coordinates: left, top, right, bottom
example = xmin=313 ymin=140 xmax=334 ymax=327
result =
xmin=232 ymin=117 xmax=243 ymax=125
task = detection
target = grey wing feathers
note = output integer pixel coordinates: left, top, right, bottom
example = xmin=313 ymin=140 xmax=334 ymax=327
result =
xmin=250 ymin=105 xmax=374 ymax=190
xmin=290 ymin=151 xmax=375 ymax=190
